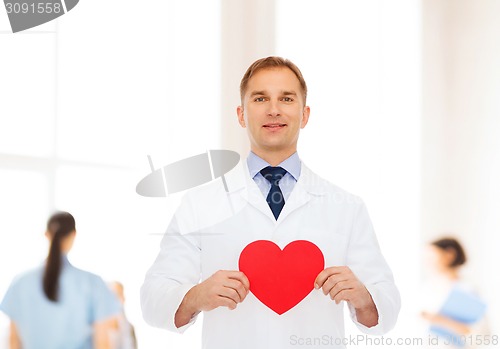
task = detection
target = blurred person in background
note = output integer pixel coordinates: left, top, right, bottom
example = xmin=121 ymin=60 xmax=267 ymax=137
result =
xmin=420 ymin=237 xmax=490 ymax=348
xmin=108 ymin=281 xmax=137 ymax=349
xmin=0 ymin=211 xmax=120 ymax=349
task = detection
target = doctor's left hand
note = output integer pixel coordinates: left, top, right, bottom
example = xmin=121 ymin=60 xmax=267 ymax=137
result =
xmin=314 ymin=266 xmax=378 ymax=327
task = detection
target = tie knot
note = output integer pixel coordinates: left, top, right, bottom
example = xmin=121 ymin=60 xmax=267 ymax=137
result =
xmin=260 ymin=166 xmax=287 ymax=185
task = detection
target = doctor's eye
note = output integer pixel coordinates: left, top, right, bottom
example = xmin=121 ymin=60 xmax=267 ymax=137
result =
xmin=254 ymin=97 xmax=266 ymax=102
xmin=281 ymin=97 xmax=294 ymax=102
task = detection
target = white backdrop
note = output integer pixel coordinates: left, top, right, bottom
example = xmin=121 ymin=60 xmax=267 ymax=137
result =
xmin=1 ymin=0 xmax=498 ymax=348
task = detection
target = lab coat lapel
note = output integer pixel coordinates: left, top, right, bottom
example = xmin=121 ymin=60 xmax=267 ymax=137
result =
xmin=242 ymin=161 xmax=278 ymax=222
xmin=224 ymin=159 xmax=276 ymax=222
xmin=276 ymin=162 xmax=324 ymax=223
xmin=226 ymin=160 xmax=326 ymax=224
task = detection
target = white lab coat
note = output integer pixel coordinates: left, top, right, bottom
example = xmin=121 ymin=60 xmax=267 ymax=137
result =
xmin=141 ymin=159 xmax=401 ymax=349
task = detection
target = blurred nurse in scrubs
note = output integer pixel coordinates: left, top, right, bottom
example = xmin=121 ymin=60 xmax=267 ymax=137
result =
xmin=0 ymin=211 xmax=120 ymax=349
xmin=420 ymin=237 xmax=490 ymax=349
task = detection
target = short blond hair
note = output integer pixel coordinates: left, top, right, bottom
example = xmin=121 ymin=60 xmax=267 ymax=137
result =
xmin=240 ymin=56 xmax=307 ymax=104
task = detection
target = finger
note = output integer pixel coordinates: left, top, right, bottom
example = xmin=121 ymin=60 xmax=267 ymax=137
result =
xmin=321 ymin=275 xmax=351 ymax=295
xmin=223 ymin=279 xmax=248 ymax=302
xmin=226 ymin=271 xmax=251 ymax=291
xmin=333 ymin=288 xmax=352 ymax=304
xmin=314 ymin=266 xmax=351 ymax=289
xmin=217 ymin=285 xmax=241 ymax=304
xmin=217 ymin=295 xmax=238 ymax=310
xmin=314 ymin=266 xmax=349 ymax=289
xmin=314 ymin=268 xmax=333 ymax=289
xmin=328 ymin=280 xmax=354 ymax=300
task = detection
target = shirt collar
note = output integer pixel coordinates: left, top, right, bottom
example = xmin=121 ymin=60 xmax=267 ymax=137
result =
xmin=247 ymin=151 xmax=301 ymax=181
xmin=62 ymin=254 xmax=71 ymax=267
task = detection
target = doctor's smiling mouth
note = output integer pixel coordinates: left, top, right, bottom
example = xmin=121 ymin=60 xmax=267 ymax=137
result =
xmin=263 ymin=122 xmax=287 ymax=131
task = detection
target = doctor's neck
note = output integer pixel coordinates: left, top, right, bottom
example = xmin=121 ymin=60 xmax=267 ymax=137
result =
xmin=251 ymin=147 xmax=297 ymax=167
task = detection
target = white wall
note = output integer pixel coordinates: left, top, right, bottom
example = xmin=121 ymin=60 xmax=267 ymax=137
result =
xmin=422 ymin=0 xmax=500 ymax=335
xmin=0 ymin=1 xmax=220 ymax=348
xmin=220 ymin=0 xmax=276 ymax=155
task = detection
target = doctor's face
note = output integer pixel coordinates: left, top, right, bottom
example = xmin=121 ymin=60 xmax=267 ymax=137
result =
xmin=237 ymin=68 xmax=310 ymax=157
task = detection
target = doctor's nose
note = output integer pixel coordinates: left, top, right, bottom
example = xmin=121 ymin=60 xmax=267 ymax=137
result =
xmin=266 ymin=101 xmax=281 ymax=117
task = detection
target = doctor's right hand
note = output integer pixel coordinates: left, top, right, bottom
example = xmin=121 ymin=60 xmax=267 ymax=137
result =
xmin=189 ymin=270 xmax=250 ymax=311
xmin=175 ymin=270 xmax=250 ymax=328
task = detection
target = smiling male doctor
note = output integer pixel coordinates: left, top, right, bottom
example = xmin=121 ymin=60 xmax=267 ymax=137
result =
xmin=141 ymin=56 xmax=401 ymax=348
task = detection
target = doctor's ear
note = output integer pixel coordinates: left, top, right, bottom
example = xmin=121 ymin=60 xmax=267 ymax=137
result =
xmin=237 ymin=106 xmax=246 ymax=128
xmin=300 ymin=106 xmax=310 ymax=128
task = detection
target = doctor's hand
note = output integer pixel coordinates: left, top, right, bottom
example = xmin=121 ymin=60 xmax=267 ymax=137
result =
xmin=314 ymin=266 xmax=378 ymax=328
xmin=421 ymin=311 xmax=471 ymax=335
xmin=175 ymin=270 xmax=250 ymax=328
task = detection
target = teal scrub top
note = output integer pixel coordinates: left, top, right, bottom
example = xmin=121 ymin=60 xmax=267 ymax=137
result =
xmin=0 ymin=256 xmax=121 ymax=349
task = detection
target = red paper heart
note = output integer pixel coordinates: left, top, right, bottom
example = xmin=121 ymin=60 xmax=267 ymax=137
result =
xmin=239 ymin=240 xmax=324 ymax=315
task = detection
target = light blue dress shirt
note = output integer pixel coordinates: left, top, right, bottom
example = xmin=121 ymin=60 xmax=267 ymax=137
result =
xmin=247 ymin=151 xmax=301 ymax=201
xmin=0 ymin=256 xmax=120 ymax=349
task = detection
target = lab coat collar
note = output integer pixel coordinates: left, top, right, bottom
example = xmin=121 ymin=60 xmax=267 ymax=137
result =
xmin=223 ymin=158 xmax=328 ymax=224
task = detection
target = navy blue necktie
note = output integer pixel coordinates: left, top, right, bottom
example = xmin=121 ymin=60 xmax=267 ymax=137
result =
xmin=260 ymin=166 xmax=287 ymax=220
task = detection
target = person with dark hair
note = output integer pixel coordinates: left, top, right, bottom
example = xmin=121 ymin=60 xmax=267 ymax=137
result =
xmin=421 ymin=236 xmax=489 ymax=348
xmin=431 ymin=237 xmax=467 ymax=269
xmin=0 ymin=211 xmax=121 ymax=349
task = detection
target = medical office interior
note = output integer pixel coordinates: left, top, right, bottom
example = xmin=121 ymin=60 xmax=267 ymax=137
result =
xmin=1 ymin=0 xmax=499 ymax=348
